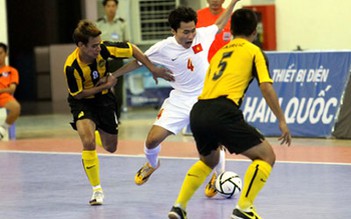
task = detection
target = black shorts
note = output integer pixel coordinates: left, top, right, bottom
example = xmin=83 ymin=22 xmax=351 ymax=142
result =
xmin=68 ymin=92 xmax=118 ymax=134
xmin=190 ymin=97 xmax=264 ymax=156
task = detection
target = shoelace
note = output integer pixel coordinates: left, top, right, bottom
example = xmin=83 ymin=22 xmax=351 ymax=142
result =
xmin=93 ymin=191 xmax=103 ymax=198
xmin=139 ymin=165 xmax=153 ymax=177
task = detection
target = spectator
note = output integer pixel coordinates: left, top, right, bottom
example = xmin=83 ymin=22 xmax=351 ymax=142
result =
xmin=0 ymin=42 xmax=21 ymax=140
xmin=197 ymin=0 xmax=232 ymax=62
xmin=96 ymin=0 xmax=131 ymax=123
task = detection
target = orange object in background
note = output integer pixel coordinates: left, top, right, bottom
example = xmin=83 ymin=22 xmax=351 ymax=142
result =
xmin=244 ymin=5 xmax=276 ymax=50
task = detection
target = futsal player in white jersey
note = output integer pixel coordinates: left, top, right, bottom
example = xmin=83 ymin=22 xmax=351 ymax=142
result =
xmin=113 ymin=0 xmax=241 ymax=197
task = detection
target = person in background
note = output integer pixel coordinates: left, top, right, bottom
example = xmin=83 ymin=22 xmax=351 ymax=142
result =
xmin=0 ymin=42 xmax=21 ymax=140
xmin=195 ymin=0 xmax=233 ymax=198
xmin=96 ymin=0 xmax=130 ymax=124
xmin=63 ymin=20 xmax=173 ymax=206
xmin=168 ymin=8 xmax=291 ymax=219
xmin=197 ymin=0 xmax=232 ymax=62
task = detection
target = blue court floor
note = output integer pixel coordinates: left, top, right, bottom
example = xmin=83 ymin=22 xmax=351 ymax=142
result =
xmin=1 ymin=151 xmax=350 ymax=219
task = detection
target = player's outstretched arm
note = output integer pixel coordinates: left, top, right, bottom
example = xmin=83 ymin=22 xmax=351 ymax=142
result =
xmin=112 ymin=60 xmax=141 ymax=78
xmin=111 ymin=44 xmax=174 ymax=84
xmin=215 ymin=0 xmax=241 ymax=33
xmin=260 ymin=82 xmax=292 ymax=146
xmin=129 ymin=44 xmax=174 ymax=84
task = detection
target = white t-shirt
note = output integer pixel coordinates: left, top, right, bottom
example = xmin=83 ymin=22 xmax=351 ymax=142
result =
xmin=145 ymin=24 xmax=218 ymax=96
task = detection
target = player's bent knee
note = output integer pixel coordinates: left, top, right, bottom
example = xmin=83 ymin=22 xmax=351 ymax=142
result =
xmin=269 ymin=153 xmax=276 ymax=166
xmin=259 ymin=150 xmax=276 ymax=166
xmin=104 ymin=143 xmax=117 ymax=153
xmin=145 ymin=139 xmax=160 ymax=149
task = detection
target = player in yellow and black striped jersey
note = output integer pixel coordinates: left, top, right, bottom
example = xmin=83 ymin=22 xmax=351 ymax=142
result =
xmin=64 ymin=19 xmax=173 ymax=206
xmin=168 ymin=9 xmax=291 ymax=219
xmin=64 ymin=41 xmax=132 ymax=98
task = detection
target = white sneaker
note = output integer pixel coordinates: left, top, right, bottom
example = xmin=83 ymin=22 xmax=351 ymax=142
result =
xmin=0 ymin=126 xmax=8 ymax=141
xmin=89 ymin=190 xmax=104 ymax=205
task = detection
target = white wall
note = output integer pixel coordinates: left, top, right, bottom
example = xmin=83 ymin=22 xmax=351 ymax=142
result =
xmin=224 ymin=0 xmax=351 ymax=51
xmin=275 ymin=0 xmax=351 ymax=51
xmin=223 ymin=0 xmax=252 ymax=7
xmin=0 ymin=0 xmax=7 ymax=45
xmin=231 ymin=0 xmax=351 ymax=51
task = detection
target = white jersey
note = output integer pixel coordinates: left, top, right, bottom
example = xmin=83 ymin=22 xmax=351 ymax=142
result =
xmin=144 ymin=24 xmax=218 ymax=134
xmin=145 ymin=24 xmax=218 ymax=96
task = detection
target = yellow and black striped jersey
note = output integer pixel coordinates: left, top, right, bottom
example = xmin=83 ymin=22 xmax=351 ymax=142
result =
xmin=199 ymin=38 xmax=273 ymax=107
xmin=64 ymin=41 xmax=132 ymax=98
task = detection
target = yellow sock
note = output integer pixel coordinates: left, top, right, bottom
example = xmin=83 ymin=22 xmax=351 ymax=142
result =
xmin=95 ymin=131 xmax=102 ymax=147
xmin=175 ymin=160 xmax=212 ymax=209
xmin=82 ymin=150 xmax=100 ymax=187
xmin=238 ymin=160 xmax=272 ymax=210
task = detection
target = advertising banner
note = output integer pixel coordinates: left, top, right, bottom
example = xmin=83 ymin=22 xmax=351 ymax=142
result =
xmin=242 ymin=51 xmax=351 ymax=137
xmin=125 ymin=51 xmax=351 ymax=138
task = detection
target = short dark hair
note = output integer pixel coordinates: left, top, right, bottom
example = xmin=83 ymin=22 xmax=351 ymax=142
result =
xmin=72 ymin=20 xmax=102 ymax=45
xmin=102 ymin=0 xmax=118 ymax=6
xmin=168 ymin=6 xmax=197 ymax=31
xmin=231 ymin=8 xmax=258 ymax=36
xmin=0 ymin=43 xmax=7 ymax=53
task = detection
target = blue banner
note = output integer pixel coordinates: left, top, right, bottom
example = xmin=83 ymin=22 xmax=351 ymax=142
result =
xmin=125 ymin=51 xmax=351 ymax=137
xmin=242 ymin=51 xmax=351 ymax=137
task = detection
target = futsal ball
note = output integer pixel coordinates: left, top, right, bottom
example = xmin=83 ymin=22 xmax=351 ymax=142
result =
xmin=215 ymin=171 xmax=242 ymax=198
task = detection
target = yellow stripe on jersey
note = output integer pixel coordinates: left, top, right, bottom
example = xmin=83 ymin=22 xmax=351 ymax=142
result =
xmin=103 ymin=41 xmax=133 ymax=59
xmin=199 ymin=38 xmax=273 ymax=107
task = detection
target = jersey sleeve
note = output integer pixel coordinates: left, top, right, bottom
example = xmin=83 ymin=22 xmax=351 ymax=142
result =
xmin=198 ymin=24 xmax=219 ymax=38
xmin=64 ymin=65 xmax=83 ymax=96
xmin=253 ymin=50 xmax=273 ymax=84
xmin=196 ymin=25 xmax=218 ymax=52
xmin=144 ymin=42 xmax=163 ymax=64
xmin=9 ymin=67 xmax=19 ymax=85
xmin=135 ymin=40 xmax=165 ymax=66
xmin=101 ymin=41 xmax=133 ymax=59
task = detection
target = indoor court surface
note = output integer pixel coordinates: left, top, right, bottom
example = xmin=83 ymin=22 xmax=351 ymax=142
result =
xmin=1 ymin=107 xmax=351 ymax=219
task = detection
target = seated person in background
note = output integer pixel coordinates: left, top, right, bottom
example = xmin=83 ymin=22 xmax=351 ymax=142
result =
xmin=0 ymin=42 xmax=21 ymax=140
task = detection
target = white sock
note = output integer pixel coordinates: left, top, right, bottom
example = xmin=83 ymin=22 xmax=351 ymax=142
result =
xmin=92 ymin=185 xmax=102 ymax=191
xmin=214 ymin=147 xmax=226 ymax=174
xmin=144 ymin=144 xmax=161 ymax=168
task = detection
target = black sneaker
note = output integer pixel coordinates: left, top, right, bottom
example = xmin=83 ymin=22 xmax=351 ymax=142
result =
xmin=168 ymin=206 xmax=187 ymax=219
xmin=231 ymin=206 xmax=262 ymax=219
